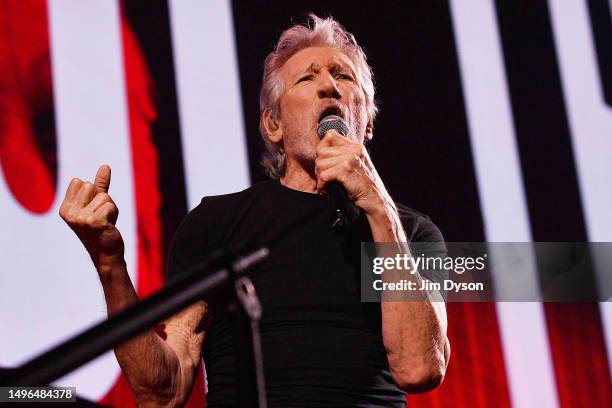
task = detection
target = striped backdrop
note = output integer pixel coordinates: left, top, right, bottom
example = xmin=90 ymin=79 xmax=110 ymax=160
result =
xmin=0 ymin=0 xmax=610 ymax=406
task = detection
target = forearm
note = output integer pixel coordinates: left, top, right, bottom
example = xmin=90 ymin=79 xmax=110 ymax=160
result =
xmin=97 ymin=255 xmax=183 ymax=406
xmin=380 ymin=294 xmax=448 ymax=392
xmin=366 ymin=205 xmax=449 ymax=392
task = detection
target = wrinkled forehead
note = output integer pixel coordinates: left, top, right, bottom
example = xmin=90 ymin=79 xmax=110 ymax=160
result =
xmin=280 ymin=46 xmax=358 ymax=81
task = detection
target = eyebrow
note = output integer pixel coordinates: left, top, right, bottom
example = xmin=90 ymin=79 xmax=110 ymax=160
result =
xmin=294 ymin=61 xmax=356 ymax=80
xmin=295 ymin=63 xmax=319 ymax=77
xmin=329 ymin=61 xmax=356 ymax=77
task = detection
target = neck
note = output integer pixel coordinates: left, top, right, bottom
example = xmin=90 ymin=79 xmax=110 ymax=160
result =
xmin=280 ymin=159 xmax=318 ymax=194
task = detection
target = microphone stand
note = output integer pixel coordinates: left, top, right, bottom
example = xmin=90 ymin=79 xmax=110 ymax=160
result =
xmin=0 ymin=245 xmax=269 ymax=408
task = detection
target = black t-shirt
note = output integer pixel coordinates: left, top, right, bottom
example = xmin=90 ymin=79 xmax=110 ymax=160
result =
xmin=167 ymin=179 xmax=446 ymax=407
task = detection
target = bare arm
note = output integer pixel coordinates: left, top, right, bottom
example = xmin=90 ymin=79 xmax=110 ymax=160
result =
xmin=366 ymin=206 xmax=450 ymax=393
xmin=315 ymin=133 xmax=450 ymax=393
xmin=59 ymin=165 xmax=206 ymax=407
xmin=99 ymin=255 xmax=206 ymax=407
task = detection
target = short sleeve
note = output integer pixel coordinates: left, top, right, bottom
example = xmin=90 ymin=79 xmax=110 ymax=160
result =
xmin=166 ymin=197 xmax=215 ymax=283
xmin=398 ymin=203 xmax=449 ymax=301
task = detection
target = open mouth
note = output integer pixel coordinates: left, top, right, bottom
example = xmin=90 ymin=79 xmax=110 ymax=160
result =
xmin=318 ymin=106 xmax=343 ymax=122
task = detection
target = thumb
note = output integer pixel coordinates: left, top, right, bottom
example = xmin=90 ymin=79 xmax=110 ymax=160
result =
xmin=94 ymin=164 xmax=111 ymax=193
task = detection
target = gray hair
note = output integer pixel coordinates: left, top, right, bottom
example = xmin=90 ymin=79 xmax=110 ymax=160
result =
xmin=258 ymin=13 xmax=378 ymax=178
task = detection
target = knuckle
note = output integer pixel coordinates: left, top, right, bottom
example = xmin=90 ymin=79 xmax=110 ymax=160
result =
xmin=344 ymin=160 xmax=353 ymax=171
xmin=60 ymin=211 xmax=71 ymax=222
xmin=315 ymin=160 xmax=323 ymax=172
xmin=75 ymin=213 xmax=87 ymax=226
xmin=62 ymin=211 xmax=73 ymax=222
xmin=80 ymin=182 xmax=93 ymax=194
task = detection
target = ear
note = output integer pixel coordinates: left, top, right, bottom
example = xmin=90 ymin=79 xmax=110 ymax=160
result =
xmin=364 ymin=120 xmax=373 ymax=142
xmin=262 ymin=108 xmax=283 ymax=143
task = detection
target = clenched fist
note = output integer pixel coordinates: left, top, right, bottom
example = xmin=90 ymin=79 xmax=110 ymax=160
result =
xmin=59 ymin=164 xmax=125 ymax=275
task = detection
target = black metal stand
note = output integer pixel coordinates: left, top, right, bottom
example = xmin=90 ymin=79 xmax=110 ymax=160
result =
xmin=229 ymin=277 xmax=266 ymax=408
xmin=0 ymin=245 xmax=269 ymax=407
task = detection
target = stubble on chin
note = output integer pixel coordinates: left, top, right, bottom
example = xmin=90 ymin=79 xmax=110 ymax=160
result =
xmin=293 ymin=142 xmax=318 ymax=174
xmin=280 ymin=124 xmax=317 ymax=173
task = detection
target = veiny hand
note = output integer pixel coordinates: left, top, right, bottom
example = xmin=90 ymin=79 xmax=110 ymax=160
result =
xmin=315 ymin=131 xmax=395 ymax=216
xmin=59 ymin=164 xmax=125 ymax=274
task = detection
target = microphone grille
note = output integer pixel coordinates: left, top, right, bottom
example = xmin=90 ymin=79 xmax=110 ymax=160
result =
xmin=317 ymin=115 xmax=349 ymax=139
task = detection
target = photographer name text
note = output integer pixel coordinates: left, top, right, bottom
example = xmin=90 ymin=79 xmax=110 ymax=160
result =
xmin=372 ymin=279 xmax=484 ymax=292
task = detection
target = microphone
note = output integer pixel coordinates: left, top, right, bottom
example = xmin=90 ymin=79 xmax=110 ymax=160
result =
xmin=317 ymin=115 xmax=355 ymax=228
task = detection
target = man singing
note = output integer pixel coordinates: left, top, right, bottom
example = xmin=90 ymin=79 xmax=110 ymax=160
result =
xmin=60 ymin=14 xmax=450 ymax=407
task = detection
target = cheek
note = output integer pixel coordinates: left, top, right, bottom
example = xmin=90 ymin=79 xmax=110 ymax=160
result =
xmin=281 ymin=90 xmax=317 ymax=126
xmin=353 ymin=89 xmax=368 ymax=112
xmin=283 ymin=86 xmax=315 ymax=109
xmin=349 ymin=93 xmax=369 ymax=133
xmin=347 ymin=86 xmax=366 ymax=113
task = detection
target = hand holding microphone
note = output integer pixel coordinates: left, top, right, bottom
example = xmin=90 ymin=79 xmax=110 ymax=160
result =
xmin=316 ymin=115 xmax=353 ymax=227
xmin=315 ymin=115 xmax=387 ymax=227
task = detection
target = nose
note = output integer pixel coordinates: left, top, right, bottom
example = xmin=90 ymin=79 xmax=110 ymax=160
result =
xmin=317 ymin=71 xmax=342 ymax=100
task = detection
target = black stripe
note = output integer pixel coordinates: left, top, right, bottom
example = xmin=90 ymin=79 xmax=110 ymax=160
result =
xmin=494 ymin=0 xmax=598 ymax=298
xmin=495 ymin=0 xmax=588 ymax=242
xmin=121 ymin=0 xmax=188 ymax=258
xmin=587 ymin=0 xmax=612 ymax=108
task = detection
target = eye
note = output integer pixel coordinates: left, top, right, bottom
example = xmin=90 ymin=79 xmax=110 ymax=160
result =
xmin=297 ymin=74 xmax=313 ymax=83
xmin=335 ymin=73 xmax=354 ymax=81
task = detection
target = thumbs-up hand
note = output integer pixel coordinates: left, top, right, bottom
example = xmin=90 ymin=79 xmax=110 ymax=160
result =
xmin=59 ymin=164 xmax=125 ymax=276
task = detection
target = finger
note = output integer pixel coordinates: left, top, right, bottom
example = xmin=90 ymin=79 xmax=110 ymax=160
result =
xmin=315 ymin=156 xmax=341 ymax=175
xmin=321 ymin=130 xmax=351 ymax=147
xmin=95 ymin=201 xmax=119 ymax=225
xmin=84 ymin=192 xmax=114 ymax=213
xmin=63 ymin=178 xmax=83 ymax=202
xmin=74 ymin=182 xmax=96 ymax=208
xmin=316 ymin=145 xmax=347 ymax=159
xmin=94 ymin=164 xmax=111 ymax=194
xmin=316 ymin=167 xmax=343 ymax=192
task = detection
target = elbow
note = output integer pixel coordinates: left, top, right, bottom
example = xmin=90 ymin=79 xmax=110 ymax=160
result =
xmin=391 ymin=360 xmax=447 ymax=393
xmin=131 ymin=361 xmax=184 ymax=408
xmin=133 ymin=381 xmax=178 ymax=408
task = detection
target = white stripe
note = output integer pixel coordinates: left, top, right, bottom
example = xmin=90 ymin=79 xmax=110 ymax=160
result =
xmin=168 ymin=0 xmax=250 ymax=210
xmin=547 ymin=0 xmax=612 ymax=374
xmin=448 ymin=1 xmax=559 ymax=407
